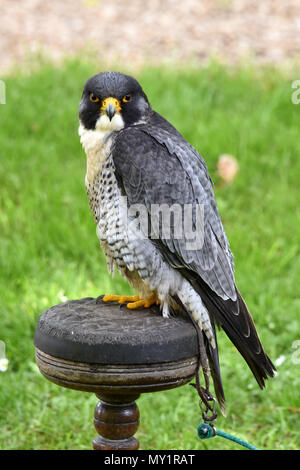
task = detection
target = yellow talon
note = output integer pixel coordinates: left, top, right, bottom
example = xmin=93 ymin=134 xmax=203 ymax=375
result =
xmin=102 ymin=293 xmax=159 ymax=310
xmin=102 ymin=294 xmax=139 ymax=304
xmin=118 ymin=295 xmax=139 ymax=304
xmin=127 ymin=295 xmax=158 ymax=309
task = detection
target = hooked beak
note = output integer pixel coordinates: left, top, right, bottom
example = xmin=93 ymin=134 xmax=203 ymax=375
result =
xmin=105 ymin=103 xmax=116 ymax=121
xmin=101 ymin=97 xmax=121 ymax=121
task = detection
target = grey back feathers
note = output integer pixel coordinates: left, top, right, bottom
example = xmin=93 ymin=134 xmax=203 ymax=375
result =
xmin=113 ymin=111 xmax=236 ymax=301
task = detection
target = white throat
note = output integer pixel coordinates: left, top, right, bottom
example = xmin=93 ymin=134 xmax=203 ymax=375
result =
xmin=95 ymin=113 xmax=124 ymax=133
xmin=78 ymin=113 xmax=124 ymax=183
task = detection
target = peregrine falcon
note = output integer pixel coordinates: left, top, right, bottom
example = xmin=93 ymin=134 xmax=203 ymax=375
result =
xmin=78 ymin=71 xmax=275 ymax=412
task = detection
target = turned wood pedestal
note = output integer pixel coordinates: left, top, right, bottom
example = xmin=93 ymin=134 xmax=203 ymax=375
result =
xmin=34 ymin=297 xmax=199 ymax=450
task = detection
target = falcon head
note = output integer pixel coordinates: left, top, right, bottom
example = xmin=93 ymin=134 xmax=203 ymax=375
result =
xmin=79 ymin=71 xmax=151 ymax=131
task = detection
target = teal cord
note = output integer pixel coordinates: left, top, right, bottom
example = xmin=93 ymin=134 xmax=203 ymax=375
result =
xmin=198 ymin=422 xmax=260 ymax=450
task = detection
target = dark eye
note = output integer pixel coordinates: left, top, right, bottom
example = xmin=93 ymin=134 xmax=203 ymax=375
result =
xmin=89 ymin=93 xmax=99 ymax=103
xmin=122 ymin=94 xmax=132 ymax=103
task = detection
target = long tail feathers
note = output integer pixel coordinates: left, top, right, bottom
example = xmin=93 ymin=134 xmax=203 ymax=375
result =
xmin=193 ymin=278 xmax=276 ymax=389
xmin=229 ymin=290 xmax=276 ymax=388
xmin=172 ymin=280 xmax=276 ymax=415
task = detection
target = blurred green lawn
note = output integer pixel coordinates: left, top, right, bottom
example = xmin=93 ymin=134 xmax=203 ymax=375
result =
xmin=0 ymin=61 xmax=300 ymax=450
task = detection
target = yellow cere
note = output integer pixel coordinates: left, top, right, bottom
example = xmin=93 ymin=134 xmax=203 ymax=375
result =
xmin=101 ymin=97 xmax=121 ymax=114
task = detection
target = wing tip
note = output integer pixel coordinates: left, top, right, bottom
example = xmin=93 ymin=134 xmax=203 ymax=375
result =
xmin=235 ymin=289 xmax=276 ymax=389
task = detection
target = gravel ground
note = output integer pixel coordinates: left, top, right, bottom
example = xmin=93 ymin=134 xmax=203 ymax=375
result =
xmin=0 ymin=0 xmax=300 ymax=73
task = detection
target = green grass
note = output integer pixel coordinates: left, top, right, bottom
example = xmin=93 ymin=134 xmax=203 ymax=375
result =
xmin=0 ymin=60 xmax=300 ymax=450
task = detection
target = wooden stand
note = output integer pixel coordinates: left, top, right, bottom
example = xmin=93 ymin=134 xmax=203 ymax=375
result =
xmin=34 ymin=297 xmax=198 ymax=450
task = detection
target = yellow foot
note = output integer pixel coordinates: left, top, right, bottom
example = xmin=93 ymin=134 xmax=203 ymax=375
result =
xmin=102 ymin=294 xmax=140 ymax=304
xmin=102 ymin=293 xmax=159 ymax=309
xmin=127 ymin=294 xmax=158 ymax=310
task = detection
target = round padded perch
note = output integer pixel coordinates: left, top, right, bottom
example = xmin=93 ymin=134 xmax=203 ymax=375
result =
xmin=34 ymin=297 xmax=199 ymax=450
